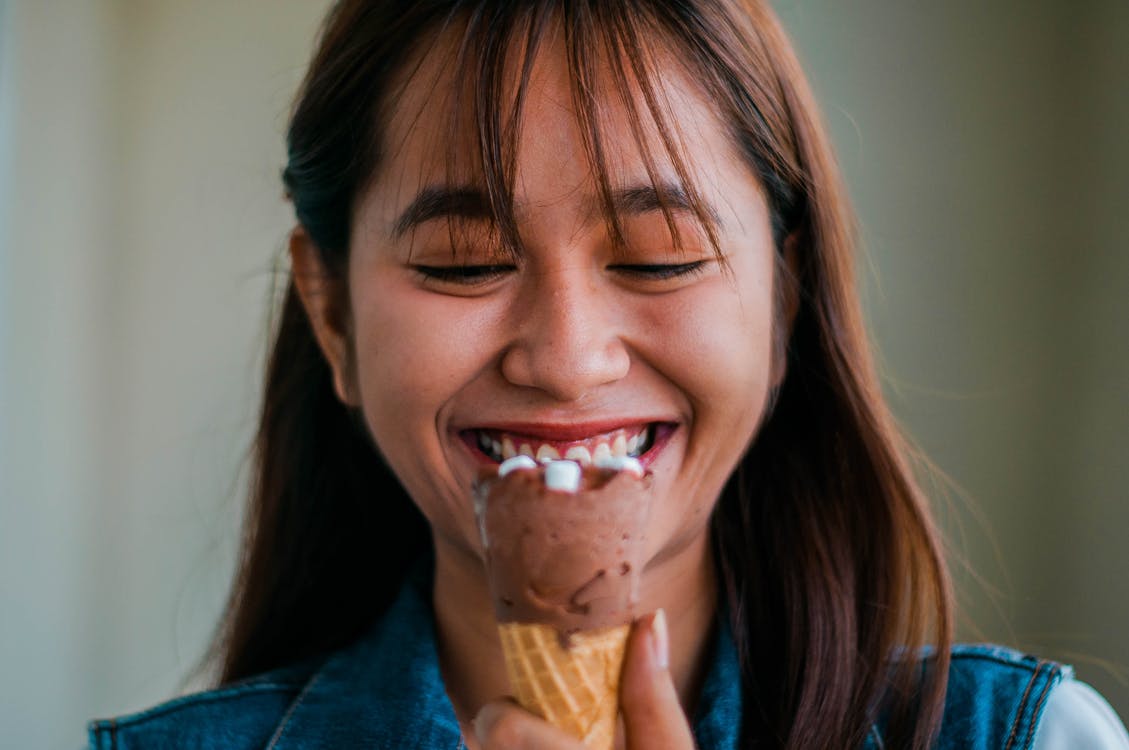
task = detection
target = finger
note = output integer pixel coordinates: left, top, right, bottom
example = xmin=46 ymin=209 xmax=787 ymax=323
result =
xmin=620 ymin=609 xmax=697 ymax=749
xmin=474 ymin=698 xmax=588 ymax=750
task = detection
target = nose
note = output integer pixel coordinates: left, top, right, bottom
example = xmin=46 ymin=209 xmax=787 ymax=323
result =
xmin=500 ymin=268 xmax=631 ymax=402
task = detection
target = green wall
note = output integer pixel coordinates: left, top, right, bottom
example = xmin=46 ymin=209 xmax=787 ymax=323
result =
xmin=776 ymin=0 xmax=1129 ymax=717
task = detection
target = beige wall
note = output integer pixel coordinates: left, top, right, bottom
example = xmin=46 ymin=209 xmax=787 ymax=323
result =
xmin=0 ymin=2 xmax=1124 ymax=747
xmin=0 ymin=2 xmax=333 ymax=747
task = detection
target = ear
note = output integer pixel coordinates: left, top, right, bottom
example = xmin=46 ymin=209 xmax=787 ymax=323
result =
xmin=770 ymin=231 xmax=802 ymax=389
xmin=289 ymin=227 xmax=359 ymax=406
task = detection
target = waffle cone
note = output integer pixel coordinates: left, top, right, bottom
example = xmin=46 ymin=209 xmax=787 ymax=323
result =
xmin=497 ymin=621 xmax=629 ymax=750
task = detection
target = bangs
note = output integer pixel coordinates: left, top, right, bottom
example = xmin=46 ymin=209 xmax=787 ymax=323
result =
xmin=403 ymin=1 xmax=730 ymax=265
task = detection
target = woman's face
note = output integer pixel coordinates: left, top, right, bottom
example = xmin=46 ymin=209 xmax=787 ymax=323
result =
xmin=330 ymin=35 xmax=788 ymax=570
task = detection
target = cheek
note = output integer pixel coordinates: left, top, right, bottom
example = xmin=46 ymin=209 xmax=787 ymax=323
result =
xmin=352 ymin=282 xmax=497 ymax=419
xmin=637 ymin=270 xmax=776 ymax=553
xmin=644 ymin=273 xmax=776 ymax=420
xmin=347 ymin=279 xmax=500 ymax=543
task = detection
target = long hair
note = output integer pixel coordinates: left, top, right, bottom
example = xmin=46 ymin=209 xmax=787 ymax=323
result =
xmin=212 ymin=2 xmax=952 ymax=747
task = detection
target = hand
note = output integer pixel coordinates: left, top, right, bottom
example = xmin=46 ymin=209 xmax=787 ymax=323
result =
xmin=473 ymin=610 xmax=697 ymax=749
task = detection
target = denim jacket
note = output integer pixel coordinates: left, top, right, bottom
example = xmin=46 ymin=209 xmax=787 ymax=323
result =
xmin=87 ymin=570 xmax=1092 ymax=749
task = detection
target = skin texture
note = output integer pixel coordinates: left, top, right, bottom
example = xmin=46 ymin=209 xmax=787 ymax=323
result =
xmin=291 ymin=25 xmax=795 ymax=750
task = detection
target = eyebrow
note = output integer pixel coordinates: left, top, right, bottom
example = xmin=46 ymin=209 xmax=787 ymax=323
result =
xmin=390 ymin=180 xmax=722 ymax=238
xmin=391 ymin=186 xmax=491 ymax=238
xmin=610 ymin=183 xmax=722 ymax=228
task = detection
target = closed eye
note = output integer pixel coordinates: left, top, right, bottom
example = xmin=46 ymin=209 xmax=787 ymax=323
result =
xmin=609 ymin=261 xmax=709 ymax=279
xmin=412 ymin=265 xmax=514 ymax=284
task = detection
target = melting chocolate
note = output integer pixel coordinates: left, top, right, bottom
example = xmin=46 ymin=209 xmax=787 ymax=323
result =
xmin=474 ymin=464 xmax=653 ymax=635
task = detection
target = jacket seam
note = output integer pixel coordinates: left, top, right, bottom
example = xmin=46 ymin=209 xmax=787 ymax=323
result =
xmin=868 ymin=722 xmax=885 ymax=749
xmin=1020 ymin=664 xmax=1061 ymax=750
xmin=93 ymin=682 xmax=304 ymax=728
xmin=949 ymin=652 xmax=1042 ymax=672
xmin=1004 ymin=660 xmax=1046 ymax=750
xmin=87 ymin=717 xmax=117 ymax=749
xmin=265 ymin=669 xmax=325 ymax=749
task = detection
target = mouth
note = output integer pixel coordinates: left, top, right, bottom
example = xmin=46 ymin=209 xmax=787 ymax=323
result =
xmin=462 ymin=423 xmax=668 ymax=466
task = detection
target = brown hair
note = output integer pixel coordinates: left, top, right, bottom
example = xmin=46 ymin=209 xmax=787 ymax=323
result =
xmin=213 ymin=2 xmax=953 ymax=747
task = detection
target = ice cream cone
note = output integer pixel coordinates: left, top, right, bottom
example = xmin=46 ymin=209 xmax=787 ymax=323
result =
xmin=477 ymin=459 xmax=651 ymax=750
xmin=498 ymin=621 xmax=629 ymax=750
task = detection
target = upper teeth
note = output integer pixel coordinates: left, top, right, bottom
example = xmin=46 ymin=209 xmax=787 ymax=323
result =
xmin=477 ymin=426 xmax=652 ymax=465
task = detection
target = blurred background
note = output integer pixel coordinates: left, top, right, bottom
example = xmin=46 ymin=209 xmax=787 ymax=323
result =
xmin=0 ymin=1 xmax=1125 ymax=747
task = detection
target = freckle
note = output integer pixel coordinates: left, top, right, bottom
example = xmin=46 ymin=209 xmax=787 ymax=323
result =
xmin=549 ymin=532 xmax=559 ymax=541
xmin=621 ymin=533 xmax=630 ymax=540
xmin=620 ymin=562 xmax=631 ymax=575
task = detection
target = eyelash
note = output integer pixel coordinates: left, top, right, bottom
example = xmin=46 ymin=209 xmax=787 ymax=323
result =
xmin=610 ymin=261 xmax=709 ymax=279
xmin=412 ymin=265 xmax=513 ymax=283
xmin=412 ymin=261 xmax=709 ymax=285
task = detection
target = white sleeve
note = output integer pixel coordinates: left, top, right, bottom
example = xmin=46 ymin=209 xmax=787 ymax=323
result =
xmin=1033 ymin=679 xmax=1129 ymax=749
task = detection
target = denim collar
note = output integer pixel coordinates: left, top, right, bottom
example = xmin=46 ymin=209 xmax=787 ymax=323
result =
xmin=266 ymin=564 xmax=463 ymax=749
xmin=267 ymin=565 xmax=743 ymax=750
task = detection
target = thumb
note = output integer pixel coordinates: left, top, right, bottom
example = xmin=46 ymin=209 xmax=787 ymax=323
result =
xmin=619 ymin=609 xmax=697 ymax=749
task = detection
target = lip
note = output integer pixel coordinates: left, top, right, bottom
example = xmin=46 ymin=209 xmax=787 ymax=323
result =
xmin=462 ymin=419 xmax=661 ymax=442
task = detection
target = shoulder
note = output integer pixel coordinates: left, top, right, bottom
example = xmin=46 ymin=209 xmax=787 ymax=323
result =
xmin=86 ymin=564 xmax=446 ymax=750
xmin=945 ymin=643 xmax=1068 ymax=697
xmin=1031 ymin=678 xmax=1129 ymax=749
xmin=86 ymin=658 xmax=323 ymax=750
xmin=933 ymin=644 xmax=1128 ymax=750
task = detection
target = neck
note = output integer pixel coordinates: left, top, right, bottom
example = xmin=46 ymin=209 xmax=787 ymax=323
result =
xmin=432 ymin=540 xmax=509 ymax=725
xmin=431 ymin=531 xmax=719 ymax=728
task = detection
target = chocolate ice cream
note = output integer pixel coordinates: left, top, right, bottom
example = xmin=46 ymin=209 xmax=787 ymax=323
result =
xmin=474 ymin=460 xmax=653 ymax=642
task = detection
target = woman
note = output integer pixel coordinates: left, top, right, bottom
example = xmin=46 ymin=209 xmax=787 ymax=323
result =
xmin=89 ymin=1 xmax=1128 ymax=748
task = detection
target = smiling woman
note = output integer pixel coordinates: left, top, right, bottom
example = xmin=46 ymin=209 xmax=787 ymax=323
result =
xmin=85 ymin=1 xmax=1128 ymax=749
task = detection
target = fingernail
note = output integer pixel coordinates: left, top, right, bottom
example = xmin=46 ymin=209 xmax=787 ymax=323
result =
xmin=651 ymin=608 xmax=669 ymax=670
xmin=473 ymin=703 xmax=496 ymax=744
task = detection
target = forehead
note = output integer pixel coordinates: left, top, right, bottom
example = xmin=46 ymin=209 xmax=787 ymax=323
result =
xmin=369 ymin=18 xmax=743 ymax=210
